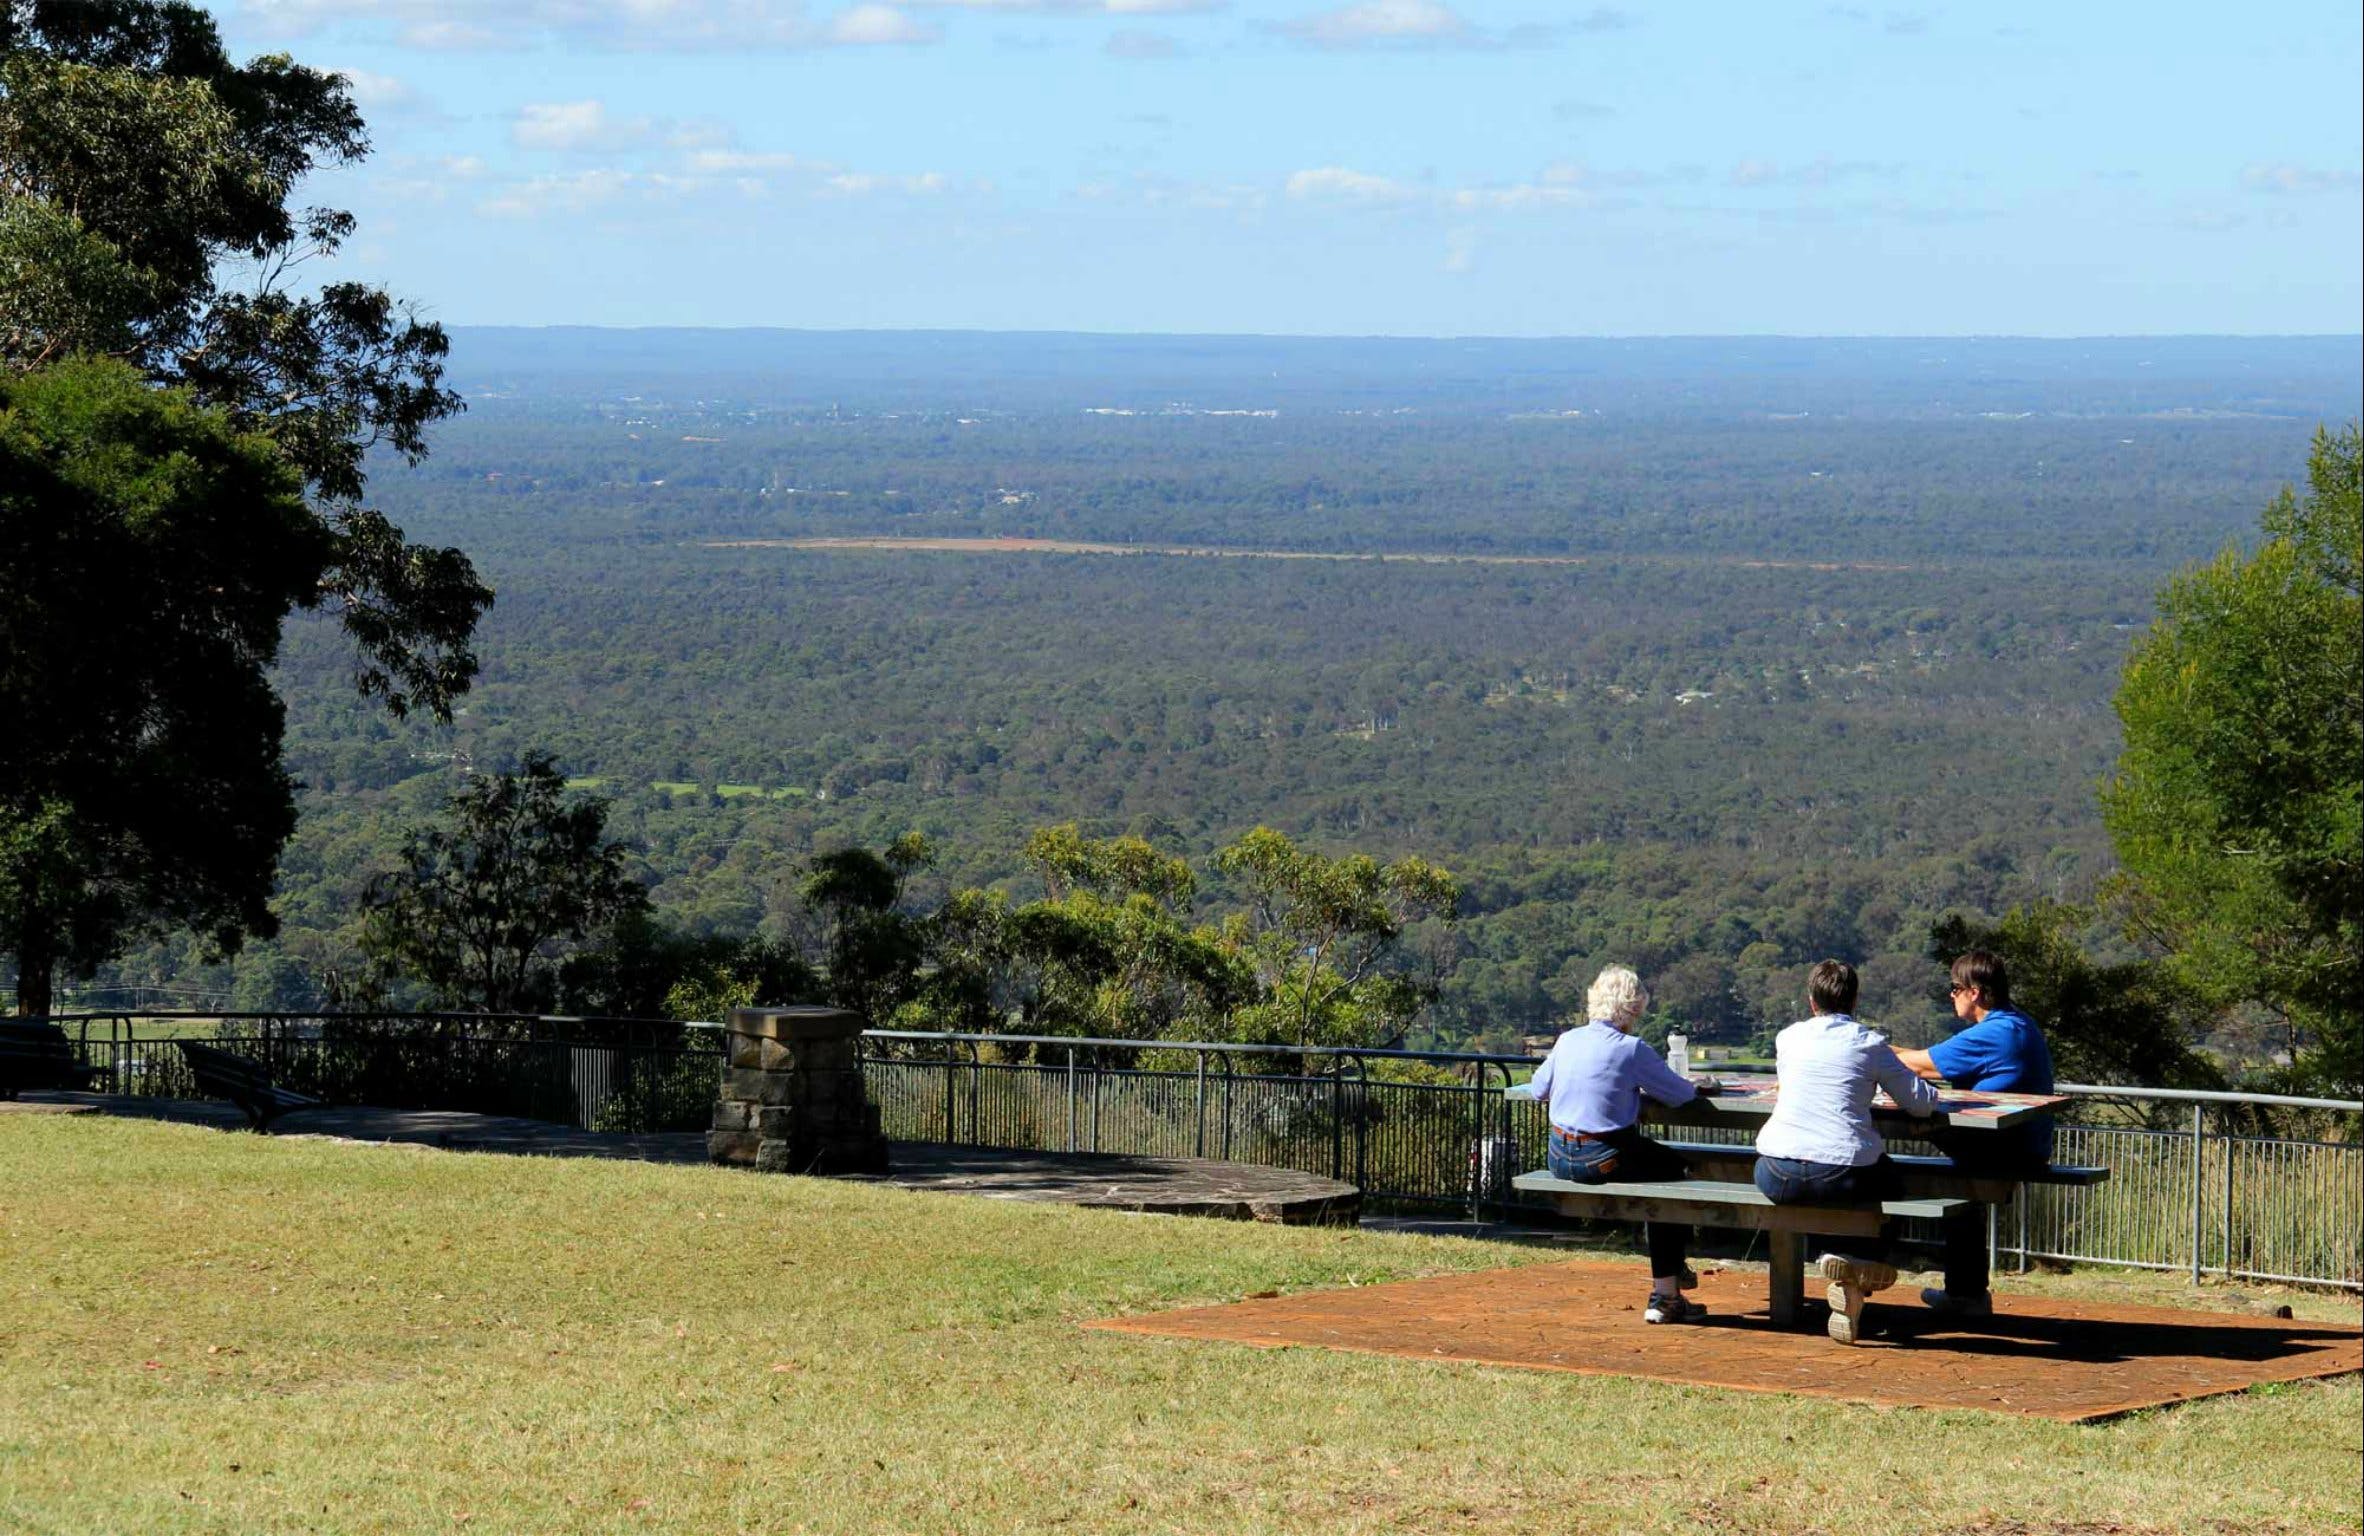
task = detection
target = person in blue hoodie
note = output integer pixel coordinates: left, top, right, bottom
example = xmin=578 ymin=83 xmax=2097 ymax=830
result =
xmin=1894 ymin=949 xmax=2056 ymax=1320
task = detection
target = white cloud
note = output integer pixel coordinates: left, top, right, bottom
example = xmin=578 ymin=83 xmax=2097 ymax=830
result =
xmin=825 ymin=5 xmax=940 ymax=44
xmin=247 ymin=0 xmax=949 ymax=50
xmin=513 ymin=100 xmax=655 ymax=152
xmin=687 ymin=150 xmax=812 ymax=174
xmin=1278 ymin=0 xmax=1469 ymax=47
xmin=822 ymin=170 xmax=953 ymax=194
xmin=2240 ymin=163 xmax=2362 ymax=196
xmin=477 ymin=168 xmax=646 ymax=218
xmin=1285 ymin=166 xmax=1416 ymax=201
xmin=333 ymin=67 xmax=419 ymax=111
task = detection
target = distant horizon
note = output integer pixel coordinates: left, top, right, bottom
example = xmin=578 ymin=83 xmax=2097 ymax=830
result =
xmin=450 ymin=324 xmax=2363 ymax=341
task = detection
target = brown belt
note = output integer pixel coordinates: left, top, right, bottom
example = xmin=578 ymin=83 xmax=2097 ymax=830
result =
xmin=1551 ymin=1126 xmax=1618 ymax=1145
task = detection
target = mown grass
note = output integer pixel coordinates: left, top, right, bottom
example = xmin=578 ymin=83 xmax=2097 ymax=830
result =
xmin=2 ymin=1116 xmax=2357 ymax=1536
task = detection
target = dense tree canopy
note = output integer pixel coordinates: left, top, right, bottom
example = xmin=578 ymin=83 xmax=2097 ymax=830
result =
xmin=0 ymin=358 xmax=318 ymax=1013
xmin=0 ymin=0 xmax=488 ymax=1011
xmin=2103 ymin=425 xmax=2362 ymax=1092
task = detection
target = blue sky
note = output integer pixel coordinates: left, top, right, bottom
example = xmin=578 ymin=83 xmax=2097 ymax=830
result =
xmin=218 ymin=0 xmax=2363 ymax=335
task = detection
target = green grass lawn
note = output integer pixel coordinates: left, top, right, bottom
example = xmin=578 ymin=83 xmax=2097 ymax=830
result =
xmin=3 ymin=1116 xmax=2357 ymax=1535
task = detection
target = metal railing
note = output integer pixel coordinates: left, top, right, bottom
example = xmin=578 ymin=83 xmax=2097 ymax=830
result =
xmin=48 ymin=1011 xmax=723 ymax=1135
xmin=854 ymin=1030 xmax=2364 ymax=1291
xmin=32 ymin=1014 xmax=2364 ymax=1290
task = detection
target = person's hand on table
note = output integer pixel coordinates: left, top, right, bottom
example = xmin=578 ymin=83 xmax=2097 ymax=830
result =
xmin=1689 ymin=1075 xmax=1725 ymax=1096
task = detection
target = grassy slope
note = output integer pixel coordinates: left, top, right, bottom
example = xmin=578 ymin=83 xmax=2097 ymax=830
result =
xmin=2 ymin=1117 xmax=2357 ymax=1536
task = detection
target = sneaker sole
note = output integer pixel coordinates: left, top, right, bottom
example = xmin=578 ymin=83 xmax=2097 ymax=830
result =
xmin=1825 ymin=1282 xmax=1864 ymax=1345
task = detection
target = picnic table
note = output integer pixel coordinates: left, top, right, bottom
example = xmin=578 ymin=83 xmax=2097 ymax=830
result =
xmin=1506 ymin=1072 xmax=2094 ymax=1327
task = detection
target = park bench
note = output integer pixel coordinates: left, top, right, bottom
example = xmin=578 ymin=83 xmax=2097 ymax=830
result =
xmin=1512 ymin=1169 xmax=1974 ymax=1325
xmin=0 ymin=1020 xmax=104 ymax=1099
xmin=176 ymin=1040 xmax=322 ymax=1130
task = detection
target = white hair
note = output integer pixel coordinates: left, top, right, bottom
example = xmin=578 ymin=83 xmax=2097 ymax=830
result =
xmin=1586 ymin=965 xmax=1650 ymax=1029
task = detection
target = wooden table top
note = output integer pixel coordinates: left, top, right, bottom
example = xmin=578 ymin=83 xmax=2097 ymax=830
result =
xmin=1508 ymin=1072 xmax=2070 ymax=1132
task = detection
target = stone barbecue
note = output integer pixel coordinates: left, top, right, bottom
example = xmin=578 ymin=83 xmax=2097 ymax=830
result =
xmin=706 ymin=1006 xmax=890 ymax=1175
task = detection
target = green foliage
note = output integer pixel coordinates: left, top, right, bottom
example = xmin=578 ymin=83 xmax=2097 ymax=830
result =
xmin=0 ymin=358 xmax=317 ymax=1013
xmin=799 ymin=833 xmax=936 ymax=1025
xmin=2103 ymin=424 xmax=2363 ymax=1093
xmin=1215 ymin=827 xmax=1461 ymax=1050
xmin=0 ymin=1 xmax=489 ymax=1008
xmin=555 ymin=910 xmax=815 ymax=1021
xmin=929 ymin=826 xmax=1253 ymax=1046
xmin=0 ymin=4 xmax=487 ymax=709
xmin=360 ymin=754 xmax=647 ymax=1011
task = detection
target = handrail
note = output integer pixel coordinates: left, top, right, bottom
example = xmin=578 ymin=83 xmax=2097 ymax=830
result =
xmin=2051 ymin=1081 xmax=2363 ymax=1113
xmin=36 ymin=1013 xmax=2363 ymax=1114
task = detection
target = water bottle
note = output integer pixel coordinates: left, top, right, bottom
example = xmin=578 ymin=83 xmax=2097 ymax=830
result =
xmin=1667 ymin=1033 xmax=1690 ymax=1077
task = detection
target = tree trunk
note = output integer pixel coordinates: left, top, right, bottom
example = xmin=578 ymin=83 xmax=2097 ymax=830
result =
xmin=13 ymin=931 xmax=55 ymax=1018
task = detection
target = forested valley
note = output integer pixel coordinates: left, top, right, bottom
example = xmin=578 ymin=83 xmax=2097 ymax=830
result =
xmin=74 ymin=333 xmax=2360 ymax=1058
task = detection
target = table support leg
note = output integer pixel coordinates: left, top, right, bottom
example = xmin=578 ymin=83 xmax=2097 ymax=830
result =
xmin=1768 ymin=1230 xmax=1804 ymax=1326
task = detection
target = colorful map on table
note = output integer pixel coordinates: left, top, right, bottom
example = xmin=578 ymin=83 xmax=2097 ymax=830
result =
xmin=1683 ymin=1072 xmax=2069 ymax=1124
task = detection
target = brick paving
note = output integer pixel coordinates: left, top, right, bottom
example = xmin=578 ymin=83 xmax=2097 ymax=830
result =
xmin=1086 ymin=1258 xmax=2364 ymax=1422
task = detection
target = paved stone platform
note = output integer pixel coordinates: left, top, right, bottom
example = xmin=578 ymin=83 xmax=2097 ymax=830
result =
xmin=1086 ymin=1258 xmax=2364 ymax=1422
xmin=883 ymin=1142 xmax=1361 ymax=1225
xmin=29 ymin=1095 xmax=1359 ymax=1224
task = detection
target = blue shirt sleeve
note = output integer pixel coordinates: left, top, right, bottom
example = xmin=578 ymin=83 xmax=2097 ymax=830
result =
xmin=1627 ymin=1039 xmax=1699 ymax=1108
xmin=1927 ymin=1021 xmax=2006 ymax=1086
xmin=1528 ymin=1038 xmax=1559 ymax=1102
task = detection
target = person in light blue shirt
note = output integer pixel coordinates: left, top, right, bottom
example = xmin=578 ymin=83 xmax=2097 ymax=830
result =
xmin=1895 ymin=948 xmax=2057 ymax=1320
xmin=1526 ymin=964 xmax=1707 ymax=1324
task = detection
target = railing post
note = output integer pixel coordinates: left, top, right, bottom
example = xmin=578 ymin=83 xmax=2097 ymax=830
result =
xmin=2221 ymin=1120 xmax=2234 ymax=1278
xmin=944 ymin=1042 xmax=957 ymax=1144
xmin=1222 ymin=1057 xmax=1234 ymax=1161
xmin=1193 ymin=1052 xmax=1207 ymax=1159
xmin=2190 ymin=1101 xmax=2206 ymax=1285
xmin=1330 ymin=1061 xmax=1344 ymax=1181
xmin=1355 ymin=1058 xmax=1370 ymax=1196
xmin=2017 ymin=1174 xmax=2030 ymax=1274
xmin=1065 ymin=1046 xmax=1078 ymax=1153
xmin=1468 ymin=1065 xmax=1484 ymax=1222
xmin=969 ymin=1041 xmax=982 ymax=1147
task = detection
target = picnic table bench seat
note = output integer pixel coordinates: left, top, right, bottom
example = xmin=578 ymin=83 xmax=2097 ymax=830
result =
xmin=0 ymin=1021 xmax=104 ymax=1098
xmin=1512 ymin=1169 xmax=1973 ymax=1326
xmin=1650 ymin=1140 xmax=2111 ymax=1203
xmin=175 ymin=1040 xmax=322 ymax=1130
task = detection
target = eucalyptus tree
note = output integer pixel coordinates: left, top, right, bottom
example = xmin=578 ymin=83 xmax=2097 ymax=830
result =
xmin=2103 ymin=425 xmax=2362 ymax=1092
xmin=0 ymin=1 xmax=488 ymax=1013
xmin=361 ymin=756 xmax=647 ymax=1013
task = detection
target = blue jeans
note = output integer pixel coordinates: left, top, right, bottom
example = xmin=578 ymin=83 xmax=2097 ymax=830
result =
xmin=1550 ymin=1126 xmax=1690 ymax=1280
xmin=1753 ymin=1154 xmax=1900 ymax=1263
xmin=1925 ymin=1126 xmax=2042 ymax=1299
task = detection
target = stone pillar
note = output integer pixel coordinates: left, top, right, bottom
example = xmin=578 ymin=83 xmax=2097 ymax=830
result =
xmin=707 ymin=1006 xmax=889 ymax=1175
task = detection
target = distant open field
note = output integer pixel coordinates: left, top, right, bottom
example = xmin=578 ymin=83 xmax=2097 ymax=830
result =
xmin=705 ymin=535 xmax=1921 ymax=573
xmin=4 ymin=1115 xmax=2358 ymax=1535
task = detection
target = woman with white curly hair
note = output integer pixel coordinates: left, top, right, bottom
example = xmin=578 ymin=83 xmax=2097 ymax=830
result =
xmin=1526 ymin=963 xmax=1708 ymax=1323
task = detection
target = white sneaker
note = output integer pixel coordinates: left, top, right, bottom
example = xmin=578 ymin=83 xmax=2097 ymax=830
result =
xmin=1825 ymin=1279 xmax=1865 ymax=1344
xmin=1817 ymin=1253 xmax=1898 ymax=1294
xmin=1817 ymin=1254 xmax=1894 ymax=1345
